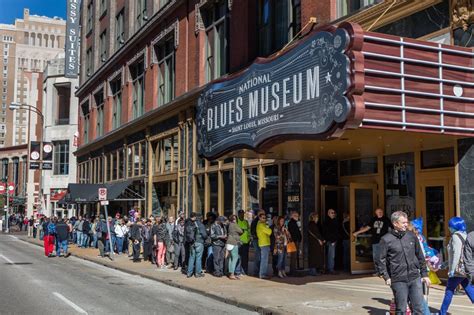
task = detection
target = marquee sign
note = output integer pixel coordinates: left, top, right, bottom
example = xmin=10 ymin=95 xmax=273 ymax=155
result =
xmin=65 ymin=0 xmax=80 ymax=78
xmin=196 ymin=24 xmax=363 ymax=159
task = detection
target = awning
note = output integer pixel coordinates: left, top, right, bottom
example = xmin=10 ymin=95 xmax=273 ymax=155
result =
xmin=58 ymin=179 xmax=142 ymax=204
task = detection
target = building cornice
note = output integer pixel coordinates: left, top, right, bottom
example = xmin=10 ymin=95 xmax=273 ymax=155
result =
xmin=76 ymin=0 xmax=182 ymax=98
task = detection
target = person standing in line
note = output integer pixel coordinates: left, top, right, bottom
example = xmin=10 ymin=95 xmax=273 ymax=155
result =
xmin=74 ymin=216 xmax=83 ymax=247
xmin=114 ymin=219 xmax=128 ymax=255
xmin=256 ymin=211 xmax=272 ymax=279
xmin=142 ymin=219 xmax=154 ymax=263
xmin=236 ymin=210 xmax=250 ymax=275
xmin=82 ymin=216 xmax=91 ymax=248
xmin=33 ymin=217 xmax=39 ymax=239
xmin=323 ymin=209 xmax=341 ymax=275
xmin=204 ymin=212 xmax=217 ymax=274
xmin=210 ymin=216 xmax=227 ymax=277
xmin=376 ymin=211 xmax=430 ymax=314
xmin=154 ymin=217 xmax=169 ymax=268
xmin=273 ymin=216 xmax=289 ymax=278
xmin=96 ymin=215 xmax=108 ymax=258
xmin=308 ymin=212 xmax=325 ymax=276
xmin=48 ymin=217 xmax=57 ymax=257
xmin=227 ymin=214 xmax=243 ymax=280
xmin=465 ymin=230 xmax=474 ymax=285
xmin=130 ymin=219 xmax=143 ymax=262
xmin=288 ymin=211 xmax=302 ymax=275
xmin=353 ymin=208 xmax=393 ymax=265
xmin=27 ymin=216 xmax=34 ymax=237
xmin=186 ymin=213 xmax=208 ymax=278
xmin=90 ymin=218 xmax=98 ymax=248
xmin=251 ymin=210 xmax=265 ymax=277
xmin=42 ymin=217 xmax=53 ymax=257
xmin=173 ymin=218 xmax=186 ymax=270
xmin=55 ymin=219 xmax=70 ymax=258
xmin=166 ymin=216 xmax=175 ymax=268
xmin=439 ymin=217 xmax=474 ymax=314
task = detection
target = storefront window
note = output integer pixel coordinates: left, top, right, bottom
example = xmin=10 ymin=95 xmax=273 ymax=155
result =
xmin=262 ymin=165 xmax=279 ymax=214
xmin=141 ymin=142 xmax=147 ymax=175
xmin=209 ymin=172 xmax=218 ymax=213
xmin=106 ymin=155 xmax=111 ymax=182
xmin=134 ymin=144 xmax=140 ymax=176
xmin=111 ymin=153 xmax=117 ymax=181
xmin=195 ymin=174 xmax=205 ymax=215
xmin=173 ymin=134 xmax=179 ymax=171
xmin=340 ymin=157 xmax=378 ymax=176
xmin=209 ymin=160 xmax=219 ymax=167
xmin=164 ymin=137 xmax=172 ymax=172
xmin=425 ymin=186 xmax=446 ymax=260
xmin=282 ymin=162 xmax=301 ymax=216
xmin=245 ymin=167 xmax=260 ymax=211
xmin=196 ymin=156 xmax=205 ymax=169
xmin=223 ymin=170 xmax=233 ymax=217
xmin=421 ymin=147 xmax=454 ymax=169
xmin=127 ymin=146 xmax=133 ymax=178
xmin=118 ymin=149 xmax=124 ymax=179
xmin=384 ymin=153 xmax=415 ymax=219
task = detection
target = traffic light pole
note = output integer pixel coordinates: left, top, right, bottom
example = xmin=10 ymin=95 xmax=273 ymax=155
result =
xmin=5 ymin=190 xmax=9 ymax=233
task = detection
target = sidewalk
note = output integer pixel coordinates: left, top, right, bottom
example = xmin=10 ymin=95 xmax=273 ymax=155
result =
xmin=18 ymin=235 xmax=474 ymax=315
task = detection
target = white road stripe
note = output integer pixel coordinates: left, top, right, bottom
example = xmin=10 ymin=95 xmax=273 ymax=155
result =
xmin=53 ymin=292 xmax=88 ymax=314
xmin=0 ymin=254 xmax=14 ymax=264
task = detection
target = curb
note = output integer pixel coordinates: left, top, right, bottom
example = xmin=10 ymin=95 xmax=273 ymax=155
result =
xmin=19 ymin=237 xmax=284 ymax=315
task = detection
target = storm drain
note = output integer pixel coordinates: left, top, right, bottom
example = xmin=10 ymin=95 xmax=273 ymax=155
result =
xmin=302 ymin=300 xmax=352 ymax=311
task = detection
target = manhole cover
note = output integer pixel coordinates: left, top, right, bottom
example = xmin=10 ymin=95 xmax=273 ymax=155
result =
xmin=303 ymin=300 xmax=352 ymax=310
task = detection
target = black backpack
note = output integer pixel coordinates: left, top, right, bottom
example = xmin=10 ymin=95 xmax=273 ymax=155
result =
xmin=185 ymin=222 xmax=196 ymax=244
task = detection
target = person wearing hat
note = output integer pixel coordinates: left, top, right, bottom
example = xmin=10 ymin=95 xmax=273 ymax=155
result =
xmin=210 ymin=216 xmax=227 ymax=277
xmin=237 ymin=210 xmax=250 ymax=275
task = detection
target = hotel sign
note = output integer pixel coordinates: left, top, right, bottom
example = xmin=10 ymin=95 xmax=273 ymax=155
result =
xmin=65 ymin=0 xmax=80 ymax=78
xmin=196 ymin=26 xmax=359 ymax=159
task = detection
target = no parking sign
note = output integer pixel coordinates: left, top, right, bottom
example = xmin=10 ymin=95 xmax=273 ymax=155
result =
xmin=98 ymin=188 xmax=107 ymax=201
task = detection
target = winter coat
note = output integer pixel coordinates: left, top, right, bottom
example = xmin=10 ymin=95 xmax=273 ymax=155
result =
xmin=464 ymin=231 xmax=474 ymax=278
xmin=227 ymin=222 xmax=243 ymax=246
xmin=211 ymin=223 xmax=226 ymax=247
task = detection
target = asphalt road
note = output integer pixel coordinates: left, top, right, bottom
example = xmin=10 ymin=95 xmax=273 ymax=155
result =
xmin=0 ymin=234 xmax=257 ymax=315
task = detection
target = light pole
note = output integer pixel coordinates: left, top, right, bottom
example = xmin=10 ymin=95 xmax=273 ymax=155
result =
xmin=9 ymin=102 xmax=45 ymax=217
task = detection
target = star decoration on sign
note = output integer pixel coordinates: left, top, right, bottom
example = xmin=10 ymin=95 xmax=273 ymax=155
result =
xmin=325 ymin=72 xmax=332 ymax=84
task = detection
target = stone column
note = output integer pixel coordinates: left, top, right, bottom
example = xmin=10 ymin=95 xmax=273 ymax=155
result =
xmin=234 ymin=158 xmax=243 ymax=211
xmin=457 ymin=138 xmax=474 ymax=232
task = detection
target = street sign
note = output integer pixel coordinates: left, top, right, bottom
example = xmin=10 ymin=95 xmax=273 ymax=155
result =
xmin=100 ymin=200 xmax=109 ymax=206
xmin=0 ymin=183 xmax=5 ymax=194
xmin=98 ymin=188 xmax=107 ymax=201
xmin=7 ymin=183 xmax=15 ymax=193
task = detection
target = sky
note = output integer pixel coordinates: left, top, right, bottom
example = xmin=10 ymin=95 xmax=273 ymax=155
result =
xmin=0 ymin=0 xmax=66 ymax=24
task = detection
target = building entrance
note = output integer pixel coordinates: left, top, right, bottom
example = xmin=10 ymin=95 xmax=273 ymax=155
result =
xmin=153 ymin=181 xmax=177 ymax=218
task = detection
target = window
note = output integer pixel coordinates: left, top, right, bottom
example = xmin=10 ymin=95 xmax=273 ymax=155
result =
xmin=99 ymin=31 xmax=107 ymax=63
xmin=160 ymin=0 xmax=170 ymax=8
xmin=130 ymin=58 xmax=145 ymax=119
xmin=223 ymin=170 xmax=234 ymax=217
xmin=154 ymin=134 xmax=178 ymax=174
xmin=257 ymin=0 xmax=301 ymax=56
xmin=1 ymin=159 xmax=8 ymax=181
xmin=53 ymin=141 xmax=69 ymax=175
xmin=86 ymin=48 xmax=93 ymax=76
xmin=421 ymin=148 xmax=454 ymax=169
xmin=202 ymin=0 xmax=229 ymax=82
xmin=156 ymin=36 xmax=175 ymax=106
xmin=136 ymin=0 xmax=148 ymax=31
xmin=209 ymin=172 xmax=218 ymax=212
xmin=99 ymin=0 xmax=107 ymax=16
xmin=337 ymin=0 xmax=381 ymax=18
xmin=87 ymin=1 xmax=94 ymax=34
xmin=95 ymin=91 xmax=104 ymax=137
xmin=110 ymin=78 xmax=122 ymax=129
xmin=340 ymin=157 xmax=378 ymax=176
xmin=82 ymin=102 xmax=90 ymax=144
xmin=55 ymin=84 xmax=70 ymax=125
xmin=115 ymin=10 xmax=125 ymax=50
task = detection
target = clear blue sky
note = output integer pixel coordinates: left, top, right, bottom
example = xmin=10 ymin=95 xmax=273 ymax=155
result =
xmin=0 ymin=0 xmax=66 ymax=24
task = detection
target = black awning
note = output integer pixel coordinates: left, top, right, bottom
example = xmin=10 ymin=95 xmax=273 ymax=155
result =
xmin=58 ymin=180 xmax=141 ymax=204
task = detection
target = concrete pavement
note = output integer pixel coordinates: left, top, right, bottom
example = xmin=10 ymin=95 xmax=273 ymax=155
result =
xmin=11 ymin=233 xmax=474 ymax=314
xmin=0 ymin=233 xmax=256 ymax=315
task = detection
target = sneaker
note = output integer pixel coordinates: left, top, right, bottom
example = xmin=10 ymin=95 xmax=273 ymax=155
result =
xmin=228 ymin=274 xmax=237 ymax=280
xmin=282 ymin=271 xmax=287 ymax=277
xmin=187 ymin=274 xmax=193 ymax=278
xmin=65 ymin=253 xmax=71 ymax=258
xmin=195 ymin=273 xmax=205 ymax=278
xmin=278 ymin=271 xmax=284 ymax=278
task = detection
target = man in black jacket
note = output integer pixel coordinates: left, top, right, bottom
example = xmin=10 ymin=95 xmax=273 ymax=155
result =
xmin=376 ymin=211 xmax=430 ymax=314
xmin=186 ymin=213 xmax=208 ymax=278
xmin=55 ymin=219 xmax=70 ymax=257
xmin=130 ymin=220 xmax=143 ymax=262
xmin=288 ymin=211 xmax=302 ymax=275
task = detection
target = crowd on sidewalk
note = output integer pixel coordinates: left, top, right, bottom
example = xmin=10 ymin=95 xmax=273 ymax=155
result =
xmin=25 ymin=207 xmax=474 ymax=314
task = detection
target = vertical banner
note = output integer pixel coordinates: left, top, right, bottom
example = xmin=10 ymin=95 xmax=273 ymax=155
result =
xmin=42 ymin=142 xmax=53 ymax=170
xmin=29 ymin=141 xmax=41 ymax=170
xmin=65 ymin=0 xmax=81 ymax=78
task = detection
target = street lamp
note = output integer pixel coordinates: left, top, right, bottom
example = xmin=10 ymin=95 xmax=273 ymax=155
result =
xmin=9 ymin=102 xmax=45 ymax=217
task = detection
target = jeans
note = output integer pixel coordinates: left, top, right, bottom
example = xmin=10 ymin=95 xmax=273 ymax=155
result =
xmin=56 ymin=240 xmax=68 ymax=256
xmin=81 ymin=233 xmax=90 ymax=248
xmin=228 ymin=246 xmax=239 ymax=274
xmin=111 ymin=235 xmax=117 ymax=253
xmin=391 ymin=278 xmax=424 ymax=314
xmin=92 ymin=234 xmax=98 ymax=248
xmin=132 ymin=240 xmax=141 ymax=261
xmin=252 ymin=239 xmax=261 ymax=276
xmin=212 ymin=245 xmax=225 ymax=276
xmin=439 ymin=277 xmax=474 ymax=314
xmin=372 ymin=243 xmax=381 ymax=263
xmin=276 ymin=250 xmax=287 ymax=271
xmin=174 ymin=243 xmax=185 ymax=267
xmin=98 ymin=237 xmax=106 ymax=257
xmin=166 ymin=240 xmax=174 ymax=265
xmin=326 ymin=242 xmax=336 ymax=272
xmin=343 ymin=239 xmax=350 ymax=272
xmin=259 ymin=245 xmax=270 ymax=278
xmin=187 ymin=242 xmax=204 ymax=276
xmin=205 ymin=245 xmax=214 ymax=273
xmin=76 ymin=231 xmax=83 ymax=246
xmin=116 ymin=237 xmax=124 ymax=253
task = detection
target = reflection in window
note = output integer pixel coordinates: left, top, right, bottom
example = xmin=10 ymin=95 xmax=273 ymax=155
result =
xmin=223 ymin=170 xmax=233 ymax=217
xmin=141 ymin=142 xmax=147 ymax=175
xmin=282 ymin=162 xmax=300 ymax=215
xmin=262 ymin=165 xmax=279 ymax=214
xmin=172 ymin=134 xmax=178 ymax=171
xmin=245 ymin=168 xmax=260 ymax=211
xmin=209 ymin=172 xmax=218 ymax=213
xmin=384 ymin=153 xmax=415 ymax=219
xmin=128 ymin=146 xmax=133 ymax=178
xmin=164 ymin=137 xmax=172 ymax=172
xmin=118 ymin=149 xmax=124 ymax=179
xmin=134 ymin=144 xmax=140 ymax=176
xmin=425 ymin=186 xmax=446 ymax=261
xmin=195 ymin=174 xmax=205 ymax=215
xmin=421 ymin=147 xmax=454 ymax=169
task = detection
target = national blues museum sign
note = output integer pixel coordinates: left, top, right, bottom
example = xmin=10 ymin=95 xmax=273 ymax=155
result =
xmin=196 ymin=25 xmax=362 ymax=159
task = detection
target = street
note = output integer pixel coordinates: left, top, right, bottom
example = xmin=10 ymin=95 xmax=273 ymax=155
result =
xmin=0 ymin=234 xmax=256 ymax=314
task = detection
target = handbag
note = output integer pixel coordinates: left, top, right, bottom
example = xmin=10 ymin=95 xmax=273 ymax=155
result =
xmin=287 ymin=241 xmax=297 ymax=253
xmin=453 ymin=234 xmax=467 ymax=277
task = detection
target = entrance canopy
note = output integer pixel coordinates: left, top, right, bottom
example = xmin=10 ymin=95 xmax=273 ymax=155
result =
xmin=58 ymin=179 xmax=143 ymax=204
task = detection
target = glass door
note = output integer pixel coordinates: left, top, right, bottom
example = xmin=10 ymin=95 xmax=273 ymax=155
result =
xmin=350 ymin=182 xmax=378 ymax=274
xmin=422 ymin=180 xmax=450 ymax=263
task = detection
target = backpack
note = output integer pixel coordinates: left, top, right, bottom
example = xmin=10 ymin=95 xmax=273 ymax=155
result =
xmin=185 ymin=222 xmax=196 ymax=244
xmin=47 ymin=223 xmax=56 ymax=235
xmin=454 ymin=233 xmax=467 ymax=277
